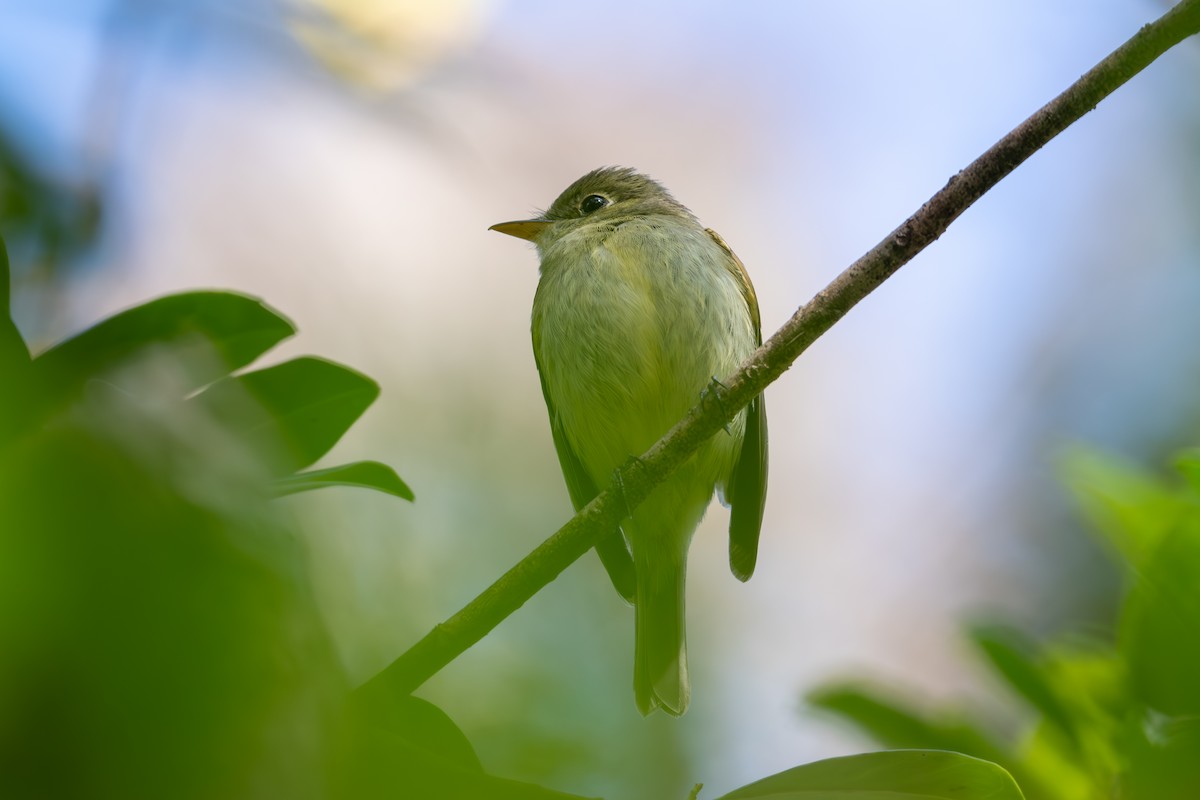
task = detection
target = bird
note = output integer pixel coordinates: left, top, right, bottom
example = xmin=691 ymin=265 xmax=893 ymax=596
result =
xmin=489 ymin=166 xmax=767 ymax=716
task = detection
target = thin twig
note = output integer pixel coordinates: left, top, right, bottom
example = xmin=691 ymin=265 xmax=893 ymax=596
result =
xmin=354 ymin=0 xmax=1200 ymax=705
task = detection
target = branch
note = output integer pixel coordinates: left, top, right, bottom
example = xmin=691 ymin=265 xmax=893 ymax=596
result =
xmin=354 ymin=0 xmax=1200 ymax=705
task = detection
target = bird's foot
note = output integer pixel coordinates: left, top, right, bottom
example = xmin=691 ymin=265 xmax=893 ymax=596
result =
xmin=701 ymin=376 xmax=733 ymax=435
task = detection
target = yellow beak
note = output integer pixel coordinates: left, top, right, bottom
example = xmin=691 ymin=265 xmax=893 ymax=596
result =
xmin=488 ymin=219 xmax=551 ymax=241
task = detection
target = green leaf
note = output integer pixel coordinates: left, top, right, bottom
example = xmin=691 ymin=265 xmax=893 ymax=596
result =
xmin=1024 ymin=642 xmax=1129 ymax=789
xmin=345 ymin=694 xmax=596 ymax=799
xmin=715 ymin=750 xmax=1025 ymax=800
xmin=355 ymin=694 xmax=483 ymax=773
xmin=273 ymin=460 xmax=413 ymax=500
xmin=33 ymin=291 xmax=296 ymax=398
xmin=968 ymin=624 xmax=1080 ymax=750
xmin=807 ymin=684 xmax=1008 ymax=760
xmin=1120 ymin=713 xmax=1200 ymax=800
xmin=191 ymin=356 xmax=379 ymax=474
xmin=0 ymin=400 xmax=344 ymax=796
xmin=1120 ymin=516 xmax=1200 ymax=716
xmin=1058 ymin=446 xmax=1181 ymax=567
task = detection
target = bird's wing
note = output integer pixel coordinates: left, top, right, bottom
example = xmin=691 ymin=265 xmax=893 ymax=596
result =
xmin=706 ymin=228 xmax=769 ymax=582
xmin=532 ymin=317 xmax=637 ymax=603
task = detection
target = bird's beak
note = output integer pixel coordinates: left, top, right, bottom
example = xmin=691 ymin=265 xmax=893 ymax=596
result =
xmin=488 ymin=219 xmax=551 ymax=242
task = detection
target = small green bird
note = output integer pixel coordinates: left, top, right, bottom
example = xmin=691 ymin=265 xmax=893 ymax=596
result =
xmin=490 ymin=167 xmax=768 ymax=716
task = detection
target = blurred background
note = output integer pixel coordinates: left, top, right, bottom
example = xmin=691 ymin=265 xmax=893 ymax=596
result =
xmin=3 ymin=1 xmax=1199 ymax=797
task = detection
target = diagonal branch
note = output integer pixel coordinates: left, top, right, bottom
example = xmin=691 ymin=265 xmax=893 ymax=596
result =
xmin=355 ymin=0 xmax=1200 ymax=705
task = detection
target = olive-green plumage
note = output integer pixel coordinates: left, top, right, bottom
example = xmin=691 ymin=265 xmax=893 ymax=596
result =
xmin=490 ymin=167 xmax=768 ymax=716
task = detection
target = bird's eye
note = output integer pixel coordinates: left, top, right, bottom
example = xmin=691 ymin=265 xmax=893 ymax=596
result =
xmin=580 ymin=194 xmax=609 ymax=214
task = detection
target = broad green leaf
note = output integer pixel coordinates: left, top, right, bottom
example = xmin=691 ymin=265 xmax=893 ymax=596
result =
xmin=191 ymin=356 xmax=378 ymax=474
xmin=33 ymin=291 xmax=296 ymax=398
xmin=353 ymin=694 xmax=482 ymax=773
xmin=1058 ymin=446 xmax=1181 ymax=567
xmin=273 ymin=460 xmax=413 ymax=500
xmin=715 ymin=750 xmax=1025 ymax=800
xmin=345 ymin=694 xmax=596 ymax=799
xmin=0 ymin=402 xmax=343 ymax=797
xmin=1120 ymin=516 xmax=1200 ymax=716
xmin=968 ymin=624 xmax=1080 ymax=750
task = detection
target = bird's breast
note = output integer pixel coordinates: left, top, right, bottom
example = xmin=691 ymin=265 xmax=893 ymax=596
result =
xmin=532 ymin=220 xmax=754 ymax=478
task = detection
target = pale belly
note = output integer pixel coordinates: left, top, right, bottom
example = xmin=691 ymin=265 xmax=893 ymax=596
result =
xmin=533 ymin=221 xmax=754 ymax=493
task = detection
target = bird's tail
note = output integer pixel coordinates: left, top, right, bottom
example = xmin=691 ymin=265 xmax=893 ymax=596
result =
xmin=634 ymin=552 xmax=690 ymax=716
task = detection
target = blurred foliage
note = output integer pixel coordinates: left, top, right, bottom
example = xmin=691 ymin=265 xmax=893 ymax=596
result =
xmin=0 ymin=232 xmax=577 ymax=799
xmin=0 ymin=126 xmax=100 ymax=275
xmin=809 ymin=445 xmax=1200 ymax=800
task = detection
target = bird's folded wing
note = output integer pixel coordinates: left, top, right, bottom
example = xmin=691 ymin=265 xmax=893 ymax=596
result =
xmin=533 ymin=326 xmax=637 ymax=603
xmin=706 ymin=228 xmax=769 ymax=582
